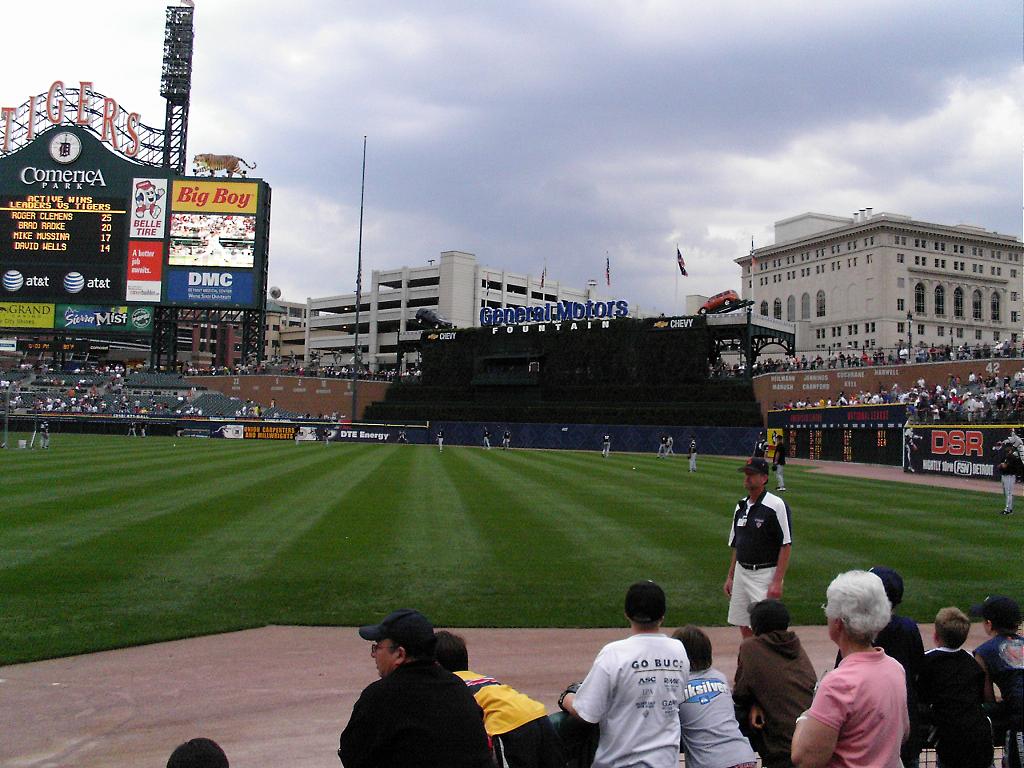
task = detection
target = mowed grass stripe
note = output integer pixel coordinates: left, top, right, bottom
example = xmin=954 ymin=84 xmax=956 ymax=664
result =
xmin=0 ymin=442 xmax=395 ymax=659
xmin=450 ymin=448 xmax=723 ymax=625
xmin=0 ymin=437 xmax=1021 ymax=664
xmin=225 ymin=443 xmax=497 ymax=627
xmin=0 ymin=439 xmax=324 ymax=566
xmin=1 ymin=436 xmax=287 ymax=511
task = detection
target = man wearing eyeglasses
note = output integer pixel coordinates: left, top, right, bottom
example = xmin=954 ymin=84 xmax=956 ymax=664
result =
xmin=338 ymin=608 xmax=493 ymax=768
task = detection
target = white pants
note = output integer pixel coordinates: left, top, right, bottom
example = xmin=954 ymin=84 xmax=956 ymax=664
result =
xmin=602 ymin=443 xmax=610 ymax=457
xmin=1003 ymin=474 xmax=1015 ymax=511
xmin=775 ymin=465 xmax=785 ymax=488
xmin=689 ymin=454 xmax=697 ymax=471
xmin=728 ymin=564 xmax=776 ymax=627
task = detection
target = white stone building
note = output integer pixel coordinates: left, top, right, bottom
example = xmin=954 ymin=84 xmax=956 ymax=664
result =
xmin=305 ymin=250 xmax=622 ymax=370
xmin=737 ymin=210 xmax=1024 ymax=356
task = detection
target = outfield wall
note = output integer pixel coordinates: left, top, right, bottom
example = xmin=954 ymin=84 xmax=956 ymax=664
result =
xmin=431 ymin=421 xmax=761 ymax=455
xmin=3 ymin=414 xmax=760 ymax=455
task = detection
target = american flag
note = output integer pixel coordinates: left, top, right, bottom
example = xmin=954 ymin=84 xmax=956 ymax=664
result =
xmin=605 ymin=256 xmax=611 ymax=286
xmin=750 ymin=236 xmax=756 ymax=271
xmin=676 ymin=246 xmax=687 ymax=277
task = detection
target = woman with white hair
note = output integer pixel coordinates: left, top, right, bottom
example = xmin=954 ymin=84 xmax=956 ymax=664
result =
xmin=791 ymin=570 xmax=910 ymax=768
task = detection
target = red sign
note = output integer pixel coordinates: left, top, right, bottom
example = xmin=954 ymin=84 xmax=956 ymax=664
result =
xmin=930 ymin=429 xmax=984 ymax=456
xmin=127 ymin=241 xmax=163 ymax=281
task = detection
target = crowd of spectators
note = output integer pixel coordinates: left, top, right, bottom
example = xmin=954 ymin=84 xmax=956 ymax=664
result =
xmin=771 ymin=368 xmax=1024 ymax=424
xmin=753 ymin=340 xmax=1019 ymax=376
xmin=0 ymin=361 xmax=308 ymax=420
xmin=182 ymin=360 xmax=421 ymax=381
xmin=319 ymin=575 xmax=1020 ymax=768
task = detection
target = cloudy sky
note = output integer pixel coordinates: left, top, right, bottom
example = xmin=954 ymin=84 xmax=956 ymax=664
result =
xmin=4 ymin=0 xmax=1022 ymax=313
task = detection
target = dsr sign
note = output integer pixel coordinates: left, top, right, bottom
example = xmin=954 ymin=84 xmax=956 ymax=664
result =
xmin=930 ymin=429 xmax=984 ymax=456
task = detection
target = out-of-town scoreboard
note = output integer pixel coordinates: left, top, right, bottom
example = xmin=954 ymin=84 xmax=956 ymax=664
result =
xmin=0 ymin=81 xmax=270 ymax=335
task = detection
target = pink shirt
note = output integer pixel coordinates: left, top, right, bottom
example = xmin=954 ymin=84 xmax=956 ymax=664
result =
xmin=806 ymin=648 xmax=909 ymax=768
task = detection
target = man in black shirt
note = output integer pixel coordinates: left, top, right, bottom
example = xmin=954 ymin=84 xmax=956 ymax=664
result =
xmin=338 ymin=608 xmax=492 ymax=768
xmin=724 ymin=457 xmax=793 ymax=639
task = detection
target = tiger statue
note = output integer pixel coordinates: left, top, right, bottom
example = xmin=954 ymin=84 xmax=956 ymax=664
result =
xmin=192 ymin=154 xmax=257 ymax=177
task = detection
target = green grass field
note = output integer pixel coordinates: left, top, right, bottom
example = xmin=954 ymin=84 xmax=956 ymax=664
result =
xmin=0 ymin=433 xmax=1019 ymax=665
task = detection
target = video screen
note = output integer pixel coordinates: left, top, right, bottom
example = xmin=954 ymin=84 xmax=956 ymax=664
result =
xmin=168 ymin=213 xmax=255 ymax=268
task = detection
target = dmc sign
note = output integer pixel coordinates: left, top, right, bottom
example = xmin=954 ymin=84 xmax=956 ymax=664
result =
xmin=189 ymin=272 xmax=233 ymax=287
xmin=480 ymin=299 xmax=629 ymax=327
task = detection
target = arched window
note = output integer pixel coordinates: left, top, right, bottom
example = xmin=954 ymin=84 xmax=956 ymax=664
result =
xmin=915 ymin=283 xmax=925 ymax=315
xmin=816 ymin=290 xmax=826 ymax=318
xmin=801 ymin=292 xmax=810 ymax=320
xmin=773 ymin=298 xmax=783 ymax=319
xmin=934 ymin=285 xmax=945 ymax=316
xmin=973 ymin=290 xmax=983 ymax=320
xmin=953 ymin=287 xmax=964 ymax=318
xmin=760 ymin=300 xmax=769 ymax=317
xmin=787 ymin=295 xmax=796 ymax=322
xmin=991 ymin=292 xmax=1000 ymax=322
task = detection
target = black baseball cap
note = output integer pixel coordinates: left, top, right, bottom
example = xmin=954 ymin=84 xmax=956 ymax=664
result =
xmin=869 ymin=566 xmax=904 ymax=606
xmin=358 ymin=609 xmax=435 ymax=647
xmin=739 ymin=457 xmax=770 ymax=475
xmin=970 ymin=596 xmax=1021 ymax=631
xmin=625 ymin=581 xmax=666 ymax=623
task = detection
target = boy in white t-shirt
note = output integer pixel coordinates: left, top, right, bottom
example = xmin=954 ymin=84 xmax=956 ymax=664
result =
xmin=559 ymin=581 xmax=689 ymax=768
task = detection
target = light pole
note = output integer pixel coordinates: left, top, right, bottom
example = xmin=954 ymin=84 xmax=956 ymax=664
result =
xmin=906 ymin=311 xmax=913 ymax=361
xmin=2 ymin=382 xmax=15 ymax=449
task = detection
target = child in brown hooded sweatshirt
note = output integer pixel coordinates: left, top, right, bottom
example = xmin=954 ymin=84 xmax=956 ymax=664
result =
xmin=732 ymin=599 xmax=817 ymax=768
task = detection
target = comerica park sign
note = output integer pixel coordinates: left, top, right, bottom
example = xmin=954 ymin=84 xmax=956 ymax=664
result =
xmin=480 ymin=299 xmax=629 ymax=326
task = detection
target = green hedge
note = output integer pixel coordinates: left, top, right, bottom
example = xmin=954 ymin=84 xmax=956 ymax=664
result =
xmin=364 ymin=401 xmax=762 ymax=427
xmin=420 ymin=319 xmax=710 ymax=388
xmin=381 ymin=382 xmax=756 ymax=405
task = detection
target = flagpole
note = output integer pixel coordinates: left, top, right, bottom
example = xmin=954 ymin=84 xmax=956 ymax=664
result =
xmin=674 ymin=243 xmax=679 ymax=308
xmin=350 ymin=136 xmax=367 ymax=424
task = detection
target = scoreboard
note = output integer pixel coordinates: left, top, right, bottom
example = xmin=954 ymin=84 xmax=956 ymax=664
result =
xmin=0 ymin=125 xmax=270 ymax=334
xmin=0 ymin=193 xmax=127 ymax=303
xmin=791 ymin=426 xmax=903 ymax=465
xmin=767 ymin=404 xmax=907 ymax=466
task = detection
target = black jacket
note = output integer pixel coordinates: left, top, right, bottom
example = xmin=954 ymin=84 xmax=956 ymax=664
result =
xmin=338 ymin=659 xmax=492 ymax=768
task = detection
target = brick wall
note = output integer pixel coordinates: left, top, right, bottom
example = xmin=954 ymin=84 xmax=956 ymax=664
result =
xmin=753 ymin=357 xmax=1024 ymax=418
